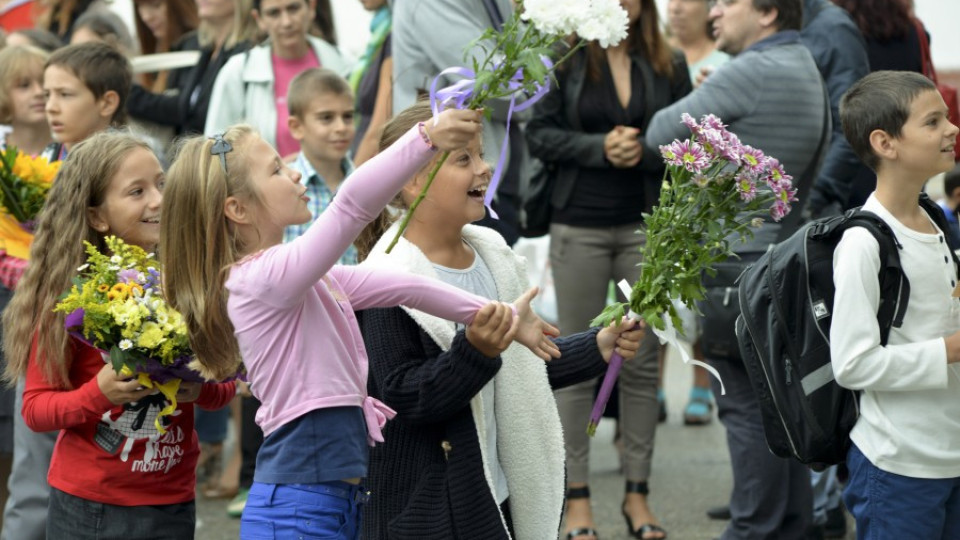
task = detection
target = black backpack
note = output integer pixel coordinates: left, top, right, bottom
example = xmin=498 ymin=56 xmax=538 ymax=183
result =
xmin=735 ymin=194 xmax=958 ymax=468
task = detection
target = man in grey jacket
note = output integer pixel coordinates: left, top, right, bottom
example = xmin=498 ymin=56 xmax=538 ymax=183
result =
xmin=391 ymin=0 xmax=525 ymax=245
xmin=643 ymin=0 xmax=826 ymax=538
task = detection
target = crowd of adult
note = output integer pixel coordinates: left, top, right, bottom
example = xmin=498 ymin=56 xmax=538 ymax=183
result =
xmin=0 ymin=0 xmax=952 ymax=539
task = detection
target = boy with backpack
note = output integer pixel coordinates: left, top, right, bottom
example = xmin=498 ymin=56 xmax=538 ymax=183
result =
xmin=832 ymin=70 xmax=960 ymax=538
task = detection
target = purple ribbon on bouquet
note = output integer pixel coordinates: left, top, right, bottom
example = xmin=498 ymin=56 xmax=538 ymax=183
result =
xmin=64 ymin=308 xmax=239 ymax=383
xmin=428 ymin=58 xmax=553 ymax=217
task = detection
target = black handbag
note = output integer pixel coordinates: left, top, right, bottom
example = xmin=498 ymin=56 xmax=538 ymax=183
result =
xmin=518 ymin=158 xmax=557 ymax=238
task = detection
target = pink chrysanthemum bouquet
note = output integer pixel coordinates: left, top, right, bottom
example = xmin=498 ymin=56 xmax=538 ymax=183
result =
xmin=586 ymin=113 xmax=798 ymax=436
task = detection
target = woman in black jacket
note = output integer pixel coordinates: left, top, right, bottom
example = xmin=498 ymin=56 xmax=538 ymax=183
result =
xmin=525 ymin=0 xmax=691 ymax=538
xmin=126 ymin=0 xmax=256 ymax=137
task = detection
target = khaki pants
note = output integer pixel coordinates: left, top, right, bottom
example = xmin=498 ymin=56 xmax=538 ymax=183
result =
xmin=549 ymin=222 xmax=660 ymax=484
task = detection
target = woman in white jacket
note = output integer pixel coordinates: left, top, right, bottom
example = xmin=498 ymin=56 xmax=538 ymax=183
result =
xmin=204 ymin=0 xmax=349 ymax=157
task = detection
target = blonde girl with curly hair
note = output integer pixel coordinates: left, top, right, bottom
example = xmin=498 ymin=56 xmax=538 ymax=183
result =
xmin=2 ymin=131 xmax=235 ymax=539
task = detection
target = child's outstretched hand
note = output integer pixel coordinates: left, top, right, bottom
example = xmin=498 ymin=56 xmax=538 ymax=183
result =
xmin=466 ymin=301 xmax=518 ymax=358
xmin=423 ymin=109 xmax=483 ymax=151
xmin=96 ymin=364 xmax=158 ymax=405
xmin=512 ymin=287 xmax=561 ymax=361
xmin=596 ymin=318 xmax=646 ymax=363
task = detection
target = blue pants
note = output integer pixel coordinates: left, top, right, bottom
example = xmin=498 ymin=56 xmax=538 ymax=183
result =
xmin=844 ymin=444 xmax=960 ymax=540
xmin=240 ymin=481 xmax=368 ymax=540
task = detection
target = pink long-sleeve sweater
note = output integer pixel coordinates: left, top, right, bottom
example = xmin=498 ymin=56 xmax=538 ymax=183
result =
xmin=226 ymin=126 xmax=493 ymax=443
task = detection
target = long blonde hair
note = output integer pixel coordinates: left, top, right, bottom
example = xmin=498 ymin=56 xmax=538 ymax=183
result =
xmin=160 ymin=125 xmax=259 ymax=381
xmin=0 ymin=45 xmax=49 ymax=124
xmin=3 ymin=132 xmax=152 ymax=388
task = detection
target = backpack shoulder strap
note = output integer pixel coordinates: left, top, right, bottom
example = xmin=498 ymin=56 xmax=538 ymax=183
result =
xmin=844 ymin=210 xmax=909 ymax=345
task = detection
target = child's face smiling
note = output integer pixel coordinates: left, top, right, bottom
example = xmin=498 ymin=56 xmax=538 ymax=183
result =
xmin=44 ymin=65 xmax=114 ymax=150
xmin=420 ymin=134 xmax=491 ymax=227
xmin=893 ymin=89 xmax=959 ymax=179
xmin=88 ymin=147 xmax=165 ymax=252
xmin=290 ymin=92 xmax=355 ymax=167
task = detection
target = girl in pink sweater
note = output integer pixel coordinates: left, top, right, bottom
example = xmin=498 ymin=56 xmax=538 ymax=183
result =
xmin=159 ymin=108 xmax=559 ymax=539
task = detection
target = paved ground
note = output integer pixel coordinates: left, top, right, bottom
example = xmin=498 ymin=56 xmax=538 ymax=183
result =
xmin=194 ymin=346 xmax=856 ymax=539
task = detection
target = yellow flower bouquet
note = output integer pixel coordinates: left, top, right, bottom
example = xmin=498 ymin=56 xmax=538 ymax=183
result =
xmin=55 ymin=236 xmax=214 ymax=433
xmin=0 ymin=147 xmax=60 ymax=256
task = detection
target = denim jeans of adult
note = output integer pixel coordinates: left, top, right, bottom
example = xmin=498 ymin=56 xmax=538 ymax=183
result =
xmin=0 ymin=378 xmax=56 ymax=540
xmin=843 ymin=443 xmax=960 ymax=540
xmin=711 ymin=358 xmax=812 ymax=540
xmin=47 ymin=487 xmax=195 ymax=539
xmin=811 ymin=465 xmax=842 ymax=526
xmin=241 ymin=481 xmax=367 ymax=540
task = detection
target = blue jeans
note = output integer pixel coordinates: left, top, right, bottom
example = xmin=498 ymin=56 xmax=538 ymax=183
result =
xmin=46 ymin=487 xmax=195 ymax=539
xmin=195 ymin=403 xmax=230 ymax=443
xmin=240 ymin=481 xmax=368 ymax=540
xmin=844 ymin=444 xmax=960 ymax=539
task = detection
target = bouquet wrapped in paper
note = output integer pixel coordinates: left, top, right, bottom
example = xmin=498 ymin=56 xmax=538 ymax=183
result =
xmin=0 ymin=147 xmax=60 ymax=287
xmin=54 ymin=236 xmax=237 ymax=433
xmin=587 ymin=113 xmax=798 ymax=435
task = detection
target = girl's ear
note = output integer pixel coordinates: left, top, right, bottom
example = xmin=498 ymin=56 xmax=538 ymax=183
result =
xmin=87 ymin=206 xmax=109 ymax=234
xmin=400 ymin=176 xmax=422 ymax=205
xmin=224 ymin=196 xmax=251 ymax=225
xmin=97 ymin=90 xmax=120 ymax=121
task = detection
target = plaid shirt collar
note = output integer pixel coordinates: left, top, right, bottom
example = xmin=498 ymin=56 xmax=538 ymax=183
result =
xmin=283 ymin=152 xmax=358 ymax=265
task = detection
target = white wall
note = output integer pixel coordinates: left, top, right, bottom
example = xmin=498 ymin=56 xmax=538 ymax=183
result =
xmin=652 ymin=0 xmax=960 ymax=70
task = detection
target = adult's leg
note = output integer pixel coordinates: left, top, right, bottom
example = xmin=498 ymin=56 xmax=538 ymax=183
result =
xmin=711 ymin=359 xmax=813 ymax=540
xmin=550 ymin=223 xmax=615 ymax=539
xmin=0 ymin=379 xmax=57 ymax=540
xmin=613 ymin=225 xmax=666 ymax=538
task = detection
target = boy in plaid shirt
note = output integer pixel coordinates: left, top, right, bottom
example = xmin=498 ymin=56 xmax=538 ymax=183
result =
xmin=284 ymin=68 xmax=358 ymax=264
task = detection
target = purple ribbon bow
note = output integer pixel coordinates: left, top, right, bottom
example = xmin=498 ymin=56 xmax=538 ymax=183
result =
xmin=428 ymin=57 xmax=554 ymax=216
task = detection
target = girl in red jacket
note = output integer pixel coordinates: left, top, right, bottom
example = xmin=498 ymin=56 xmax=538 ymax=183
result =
xmin=1 ymin=131 xmax=236 ymax=539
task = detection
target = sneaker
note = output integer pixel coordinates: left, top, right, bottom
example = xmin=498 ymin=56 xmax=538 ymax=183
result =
xmin=706 ymin=504 xmax=731 ymax=520
xmin=226 ymin=487 xmax=249 ymax=518
xmin=683 ymin=386 xmax=714 ymax=426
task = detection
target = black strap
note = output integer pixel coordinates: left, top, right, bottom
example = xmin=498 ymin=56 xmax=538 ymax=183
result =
xmin=480 ymin=0 xmax=505 ymax=30
xmin=918 ymin=192 xmax=960 ymax=278
xmin=845 ymin=212 xmax=909 ymax=342
xmin=776 ymin=82 xmax=832 ymax=242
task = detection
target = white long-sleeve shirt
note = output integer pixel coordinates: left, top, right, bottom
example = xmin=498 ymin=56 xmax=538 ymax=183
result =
xmin=831 ymin=194 xmax=960 ymax=479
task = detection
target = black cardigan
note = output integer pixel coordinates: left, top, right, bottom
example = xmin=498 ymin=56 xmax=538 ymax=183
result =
xmin=525 ymin=48 xmax=692 ymax=217
xmin=127 ymin=35 xmax=250 ymax=136
xmin=357 ymin=309 xmax=607 ymax=540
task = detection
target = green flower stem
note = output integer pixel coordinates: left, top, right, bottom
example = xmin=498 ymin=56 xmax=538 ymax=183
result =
xmin=384 ymin=151 xmax=451 ymax=254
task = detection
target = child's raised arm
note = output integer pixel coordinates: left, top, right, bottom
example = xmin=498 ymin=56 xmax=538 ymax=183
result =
xmin=250 ymin=109 xmax=483 ymax=304
xmin=332 ymin=265 xmax=560 ymax=360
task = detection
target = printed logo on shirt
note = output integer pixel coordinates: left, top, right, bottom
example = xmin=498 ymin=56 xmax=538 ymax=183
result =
xmin=94 ymin=398 xmax=186 ymax=474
